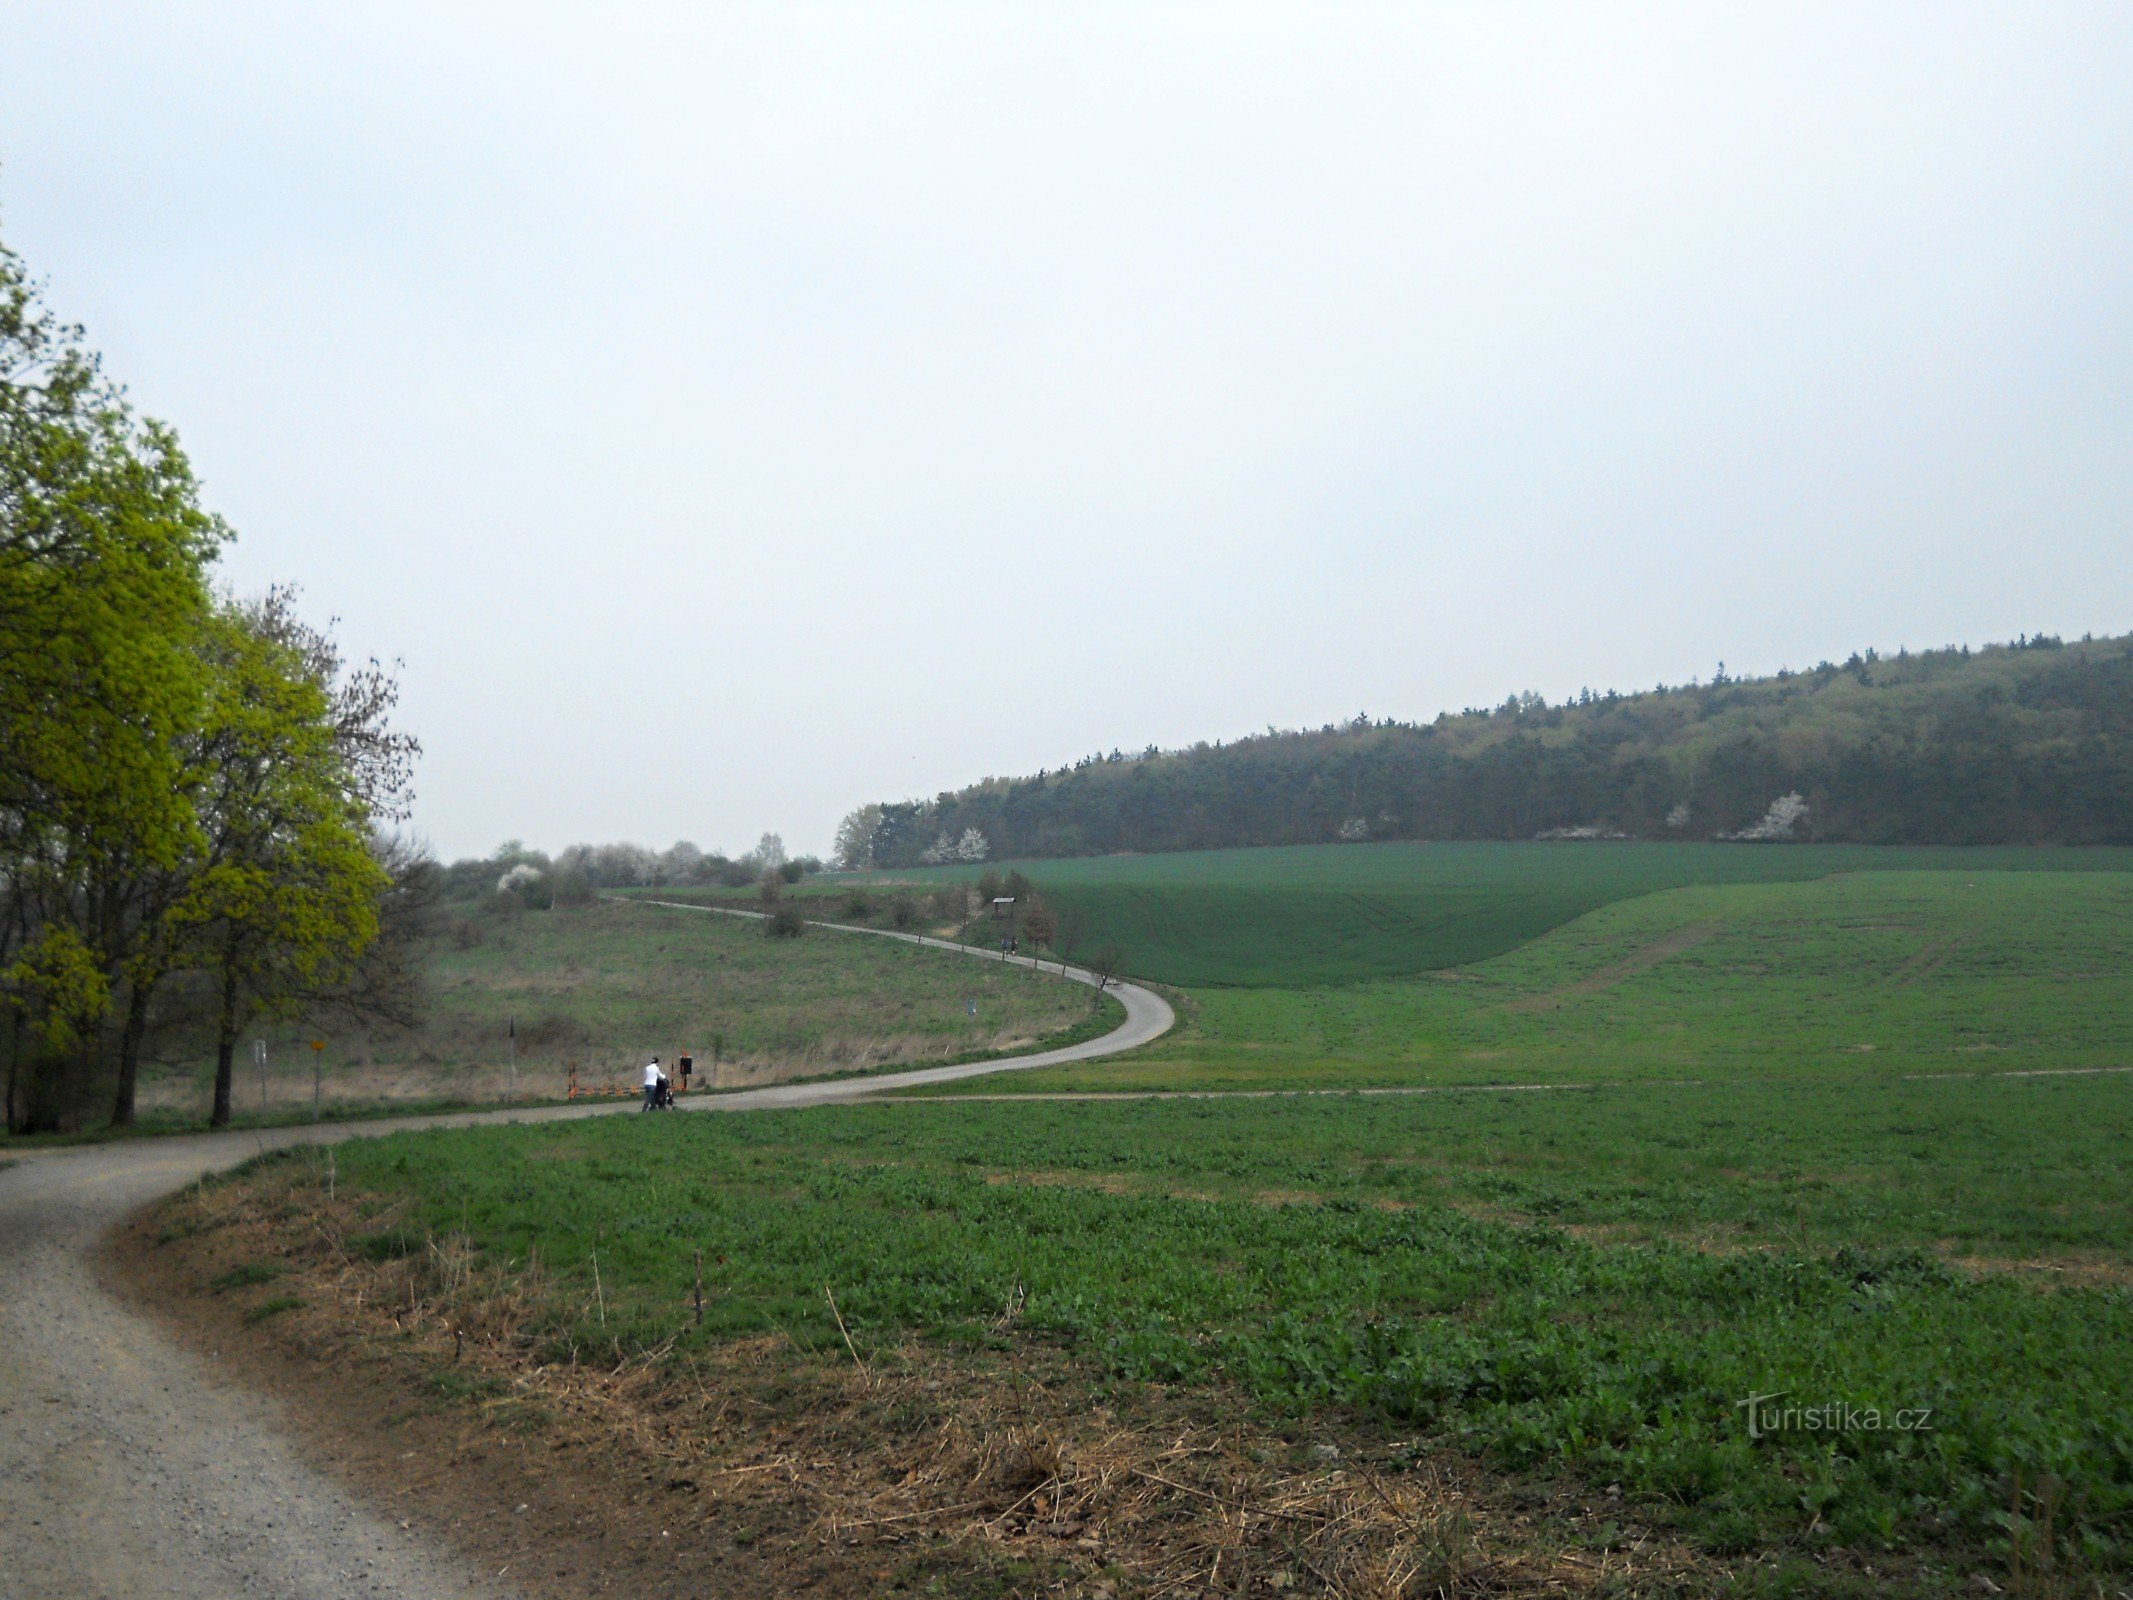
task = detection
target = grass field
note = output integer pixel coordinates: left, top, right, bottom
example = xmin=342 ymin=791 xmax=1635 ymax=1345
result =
xmin=170 ymin=845 xmax=2133 ymax=1588
xmin=216 ymin=1069 xmax=2133 ymax=1583
xmin=134 ymin=899 xmax=1115 ymax=1120
xmin=921 ymin=869 xmax=2133 ymax=1093
xmin=857 ymin=841 xmax=2133 ymax=987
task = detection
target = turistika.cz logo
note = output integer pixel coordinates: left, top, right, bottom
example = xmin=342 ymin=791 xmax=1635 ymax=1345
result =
xmin=1736 ymin=1391 xmax=1934 ymax=1440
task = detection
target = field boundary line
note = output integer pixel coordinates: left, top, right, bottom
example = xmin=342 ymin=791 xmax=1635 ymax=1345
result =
xmin=1900 ymin=1065 xmax=2133 ymax=1081
xmin=886 ymin=1078 xmax=1711 ymax=1102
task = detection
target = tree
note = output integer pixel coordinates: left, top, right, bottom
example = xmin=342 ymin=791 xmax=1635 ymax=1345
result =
xmin=1022 ymin=899 xmax=1059 ymax=964
xmin=833 ymin=805 xmax=882 ymax=870
xmin=1086 ymin=944 xmax=1125 ymax=990
xmin=172 ymin=602 xmax=394 ymax=1127
xmin=1 ymin=221 xmax=225 ymax=1130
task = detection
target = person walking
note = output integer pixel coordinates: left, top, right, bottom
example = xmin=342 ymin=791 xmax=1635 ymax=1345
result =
xmin=642 ymin=1055 xmax=665 ymax=1111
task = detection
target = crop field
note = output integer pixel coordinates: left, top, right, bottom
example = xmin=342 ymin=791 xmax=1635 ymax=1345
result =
xmin=138 ymin=899 xmax=1113 ymax=1119
xmin=856 ymin=841 xmax=2133 ymax=987
xmin=215 ymin=1066 xmax=2133 ymax=1586
xmin=171 ymin=849 xmax=2133 ymax=1589
xmin=924 ymin=868 xmax=2133 ymax=1093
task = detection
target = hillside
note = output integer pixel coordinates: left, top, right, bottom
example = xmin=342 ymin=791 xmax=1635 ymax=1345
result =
xmin=850 ymin=632 xmax=2132 ymax=863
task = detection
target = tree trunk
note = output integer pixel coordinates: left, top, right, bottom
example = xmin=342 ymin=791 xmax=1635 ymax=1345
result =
xmin=4 ymin=1009 xmax=21 ymax=1136
xmin=110 ymin=982 xmax=151 ymax=1128
xmin=210 ymin=962 xmax=240 ymax=1128
xmin=211 ymin=1034 xmax=236 ymax=1128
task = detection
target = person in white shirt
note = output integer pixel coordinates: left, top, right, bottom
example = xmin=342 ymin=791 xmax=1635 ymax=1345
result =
xmin=643 ymin=1056 xmax=666 ymax=1111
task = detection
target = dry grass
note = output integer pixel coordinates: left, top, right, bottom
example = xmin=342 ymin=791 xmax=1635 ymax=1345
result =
xmin=143 ymin=1154 xmax=1730 ymax=1599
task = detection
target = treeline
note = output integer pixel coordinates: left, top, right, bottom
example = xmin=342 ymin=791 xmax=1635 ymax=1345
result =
xmin=843 ymin=633 xmax=2133 ymax=864
xmin=436 ymin=833 xmax=823 ymax=911
xmin=2 ymin=226 xmax=422 ymax=1132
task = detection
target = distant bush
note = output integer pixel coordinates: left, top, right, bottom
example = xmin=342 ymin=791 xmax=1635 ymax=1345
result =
xmin=779 ymin=860 xmax=804 ymax=884
xmin=550 ymin=869 xmax=595 ymax=908
xmin=495 ymin=862 xmax=553 ymax=910
xmin=841 ymin=890 xmax=874 ymax=920
xmin=757 ymin=872 xmax=782 ymax=904
xmin=889 ymin=895 xmax=919 ymax=930
xmin=763 ymin=904 xmax=805 ymax=939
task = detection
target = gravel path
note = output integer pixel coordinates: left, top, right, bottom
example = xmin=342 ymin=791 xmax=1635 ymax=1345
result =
xmin=0 ymin=939 xmax=1172 ymax=1600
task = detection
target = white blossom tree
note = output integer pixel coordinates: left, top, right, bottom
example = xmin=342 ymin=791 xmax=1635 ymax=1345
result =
xmin=1726 ymin=793 xmax=1809 ymax=841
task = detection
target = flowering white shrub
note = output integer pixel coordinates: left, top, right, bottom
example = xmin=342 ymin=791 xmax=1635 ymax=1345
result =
xmin=1725 ymin=792 xmax=1810 ymax=841
xmin=920 ymin=826 xmax=990 ymax=864
xmin=496 ymin=862 xmax=546 ymax=895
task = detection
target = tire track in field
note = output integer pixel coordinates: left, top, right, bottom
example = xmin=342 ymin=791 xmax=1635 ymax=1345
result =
xmin=1501 ymin=920 xmax=1723 ymax=1013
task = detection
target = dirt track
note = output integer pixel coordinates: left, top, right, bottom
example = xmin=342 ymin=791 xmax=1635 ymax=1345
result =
xmin=0 ymin=934 xmax=1172 ymax=1600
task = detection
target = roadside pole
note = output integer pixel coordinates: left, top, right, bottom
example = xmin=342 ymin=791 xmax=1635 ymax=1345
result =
xmin=309 ymin=1039 xmax=324 ymax=1122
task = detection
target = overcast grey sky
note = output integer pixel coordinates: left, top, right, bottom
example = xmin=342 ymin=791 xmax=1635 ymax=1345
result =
xmin=3 ymin=5 xmax=2128 ymax=861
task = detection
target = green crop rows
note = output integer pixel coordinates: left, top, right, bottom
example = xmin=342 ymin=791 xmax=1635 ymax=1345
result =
xmin=939 ymin=868 xmax=2133 ymax=1094
xmin=870 ymin=840 xmax=2133 ymax=987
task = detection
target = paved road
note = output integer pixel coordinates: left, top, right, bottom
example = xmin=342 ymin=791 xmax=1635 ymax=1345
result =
xmin=0 ymin=924 xmax=1172 ymax=1600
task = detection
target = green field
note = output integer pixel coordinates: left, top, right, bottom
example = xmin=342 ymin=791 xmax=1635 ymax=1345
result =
xmin=856 ymin=841 xmax=2133 ymax=987
xmin=924 ymin=869 xmax=2133 ymax=1093
xmin=188 ymin=844 xmax=2133 ymax=1585
xmin=242 ymin=1066 xmax=2133 ymax=1581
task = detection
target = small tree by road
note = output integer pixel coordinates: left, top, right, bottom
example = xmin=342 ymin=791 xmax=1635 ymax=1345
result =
xmin=1022 ymin=901 xmax=1059 ymax=968
xmin=1087 ymin=944 xmax=1124 ymax=990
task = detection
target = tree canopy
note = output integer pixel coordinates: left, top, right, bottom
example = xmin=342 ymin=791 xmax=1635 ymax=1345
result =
xmin=1 ymin=220 xmax=416 ymax=1131
xmin=845 ymin=634 xmax=2133 ymax=866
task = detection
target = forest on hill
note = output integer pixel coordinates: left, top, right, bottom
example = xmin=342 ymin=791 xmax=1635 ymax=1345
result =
xmin=845 ymin=633 xmax=2133 ymax=865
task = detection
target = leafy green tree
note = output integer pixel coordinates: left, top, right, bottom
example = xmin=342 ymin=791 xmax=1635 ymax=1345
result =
xmin=172 ymin=601 xmax=393 ymax=1127
xmin=1 ymin=223 xmax=224 ymax=1129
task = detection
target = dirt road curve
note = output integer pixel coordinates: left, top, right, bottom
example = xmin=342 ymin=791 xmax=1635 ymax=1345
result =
xmin=0 ymin=938 xmax=1172 ymax=1600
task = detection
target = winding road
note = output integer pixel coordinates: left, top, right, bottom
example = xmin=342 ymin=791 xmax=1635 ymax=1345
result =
xmin=0 ymin=911 xmax=1173 ymax=1600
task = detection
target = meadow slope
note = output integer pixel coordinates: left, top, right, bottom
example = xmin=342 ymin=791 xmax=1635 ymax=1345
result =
xmin=851 ymin=840 xmax=2133 ymax=986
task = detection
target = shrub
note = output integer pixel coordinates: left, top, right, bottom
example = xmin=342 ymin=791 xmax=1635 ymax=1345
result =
xmin=889 ymin=895 xmax=919 ymax=930
xmin=764 ymin=904 xmax=805 ymax=938
xmin=842 ymin=890 xmax=874 ymax=920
